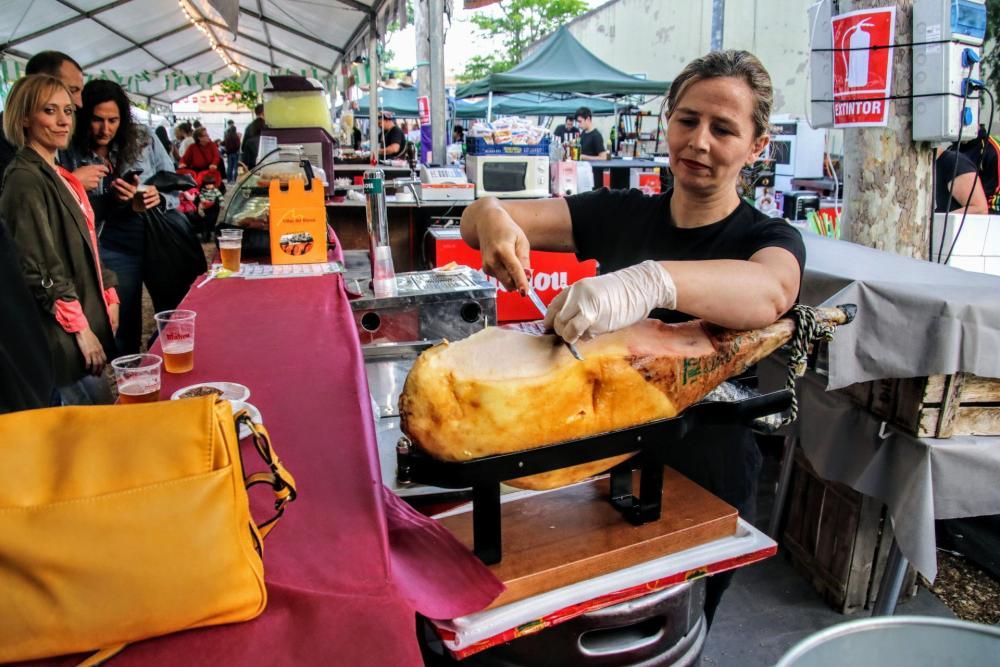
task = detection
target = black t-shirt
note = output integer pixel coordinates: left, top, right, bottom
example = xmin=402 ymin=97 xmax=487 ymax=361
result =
xmin=935 ymin=149 xmax=979 ymax=212
xmin=379 ymin=125 xmax=406 ymax=157
xmin=566 ymin=187 xmax=806 ymax=509
xmin=554 ymin=124 xmax=579 ymax=141
xmin=579 ymin=128 xmax=605 ymax=157
xmin=957 ymin=128 xmax=1000 ymax=209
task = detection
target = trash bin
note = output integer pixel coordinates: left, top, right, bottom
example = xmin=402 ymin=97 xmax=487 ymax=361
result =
xmin=421 ymin=578 xmax=706 ymax=666
xmin=775 ymin=616 xmax=1000 ymax=667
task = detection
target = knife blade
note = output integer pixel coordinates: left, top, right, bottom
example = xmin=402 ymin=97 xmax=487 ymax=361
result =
xmin=525 ymin=287 xmax=584 ymax=361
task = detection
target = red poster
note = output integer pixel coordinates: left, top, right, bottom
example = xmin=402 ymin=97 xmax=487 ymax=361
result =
xmin=417 ymin=95 xmax=430 ymax=126
xmin=831 ymin=7 xmax=896 ymax=127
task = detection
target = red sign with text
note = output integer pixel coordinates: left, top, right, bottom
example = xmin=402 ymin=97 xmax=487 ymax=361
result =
xmin=831 ymin=7 xmax=896 ymax=127
xmin=417 ymin=96 xmax=430 ymax=126
xmin=427 ymin=229 xmax=597 ymax=323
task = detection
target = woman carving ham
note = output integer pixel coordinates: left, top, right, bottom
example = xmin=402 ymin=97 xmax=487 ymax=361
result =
xmin=459 ymin=50 xmax=805 ymax=628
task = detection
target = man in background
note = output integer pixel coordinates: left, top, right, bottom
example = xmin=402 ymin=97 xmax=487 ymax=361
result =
xmin=378 ymin=111 xmax=405 ymax=159
xmin=575 ymin=107 xmax=608 ymax=161
xmin=0 ymin=51 xmax=107 ymax=191
xmin=954 ymin=124 xmax=1000 ymax=213
xmin=241 ymin=104 xmax=266 ymax=169
xmin=223 ymin=120 xmax=241 ymax=183
xmin=553 ymin=115 xmax=579 ymax=142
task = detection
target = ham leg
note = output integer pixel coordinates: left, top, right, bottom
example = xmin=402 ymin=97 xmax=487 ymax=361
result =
xmin=399 ymin=307 xmax=851 ymax=490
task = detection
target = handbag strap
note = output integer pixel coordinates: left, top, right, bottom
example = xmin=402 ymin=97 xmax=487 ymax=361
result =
xmin=236 ymin=411 xmax=298 ymax=539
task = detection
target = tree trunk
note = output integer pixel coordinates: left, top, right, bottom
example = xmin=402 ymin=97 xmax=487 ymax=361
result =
xmin=842 ymin=0 xmax=934 ymax=259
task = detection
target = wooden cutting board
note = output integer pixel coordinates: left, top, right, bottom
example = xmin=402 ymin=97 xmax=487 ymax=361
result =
xmin=437 ymin=466 xmax=738 ymax=609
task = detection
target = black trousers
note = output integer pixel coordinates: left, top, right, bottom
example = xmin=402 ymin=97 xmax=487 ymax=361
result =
xmin=660 ymin=424 xmax=763 ymax=630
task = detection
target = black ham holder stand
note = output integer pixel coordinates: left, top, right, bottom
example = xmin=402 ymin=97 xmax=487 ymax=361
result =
xmin=396 ymin=389 xmax=793 ymax=564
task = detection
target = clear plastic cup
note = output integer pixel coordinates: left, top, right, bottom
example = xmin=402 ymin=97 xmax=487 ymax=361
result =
xmin=112 ymin=354 xmax=163 ymax=404
xmin=219 ymin=228 xmax=243 ymax=273
xmin=155 ymin=309 xmax=197 ymax=373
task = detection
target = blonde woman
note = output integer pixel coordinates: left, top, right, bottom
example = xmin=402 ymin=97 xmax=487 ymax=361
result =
xmin=0 ymin=74 xmax=118 ymax=404
xmin=461 ymin=50 xmax=805 ymax=626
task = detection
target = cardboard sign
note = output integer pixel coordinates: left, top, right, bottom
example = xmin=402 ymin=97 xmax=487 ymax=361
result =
xmin=831 ymin=7 xmax=896 ymax=127
xmin=268 ymin=179 xmax=327 ymax=265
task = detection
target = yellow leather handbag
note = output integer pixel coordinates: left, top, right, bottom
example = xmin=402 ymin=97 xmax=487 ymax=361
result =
xmin=0 ymin=396 xmax=297 ymax=664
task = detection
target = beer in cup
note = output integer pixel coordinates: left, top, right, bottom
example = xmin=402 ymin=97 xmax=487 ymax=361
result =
xmin=219 ymin=228 xmax=243 ymax=273
xmin=154 ymin=309 xmax=197 ymax=373
xmin=112 ymin=354 xmax=163 ymax=403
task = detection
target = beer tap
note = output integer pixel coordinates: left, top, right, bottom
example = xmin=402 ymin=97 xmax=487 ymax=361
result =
xmin=364 ymin=168 xmax=398 ymax=298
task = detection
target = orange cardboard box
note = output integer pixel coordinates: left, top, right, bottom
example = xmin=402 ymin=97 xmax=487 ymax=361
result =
xmin=268 ymin=179 xmax=327 ymax=265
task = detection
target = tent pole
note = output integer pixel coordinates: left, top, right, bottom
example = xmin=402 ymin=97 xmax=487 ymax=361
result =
xmin=429 ymin=0 xmax=446 ymax=165
xmin=368 ymin=22 xmax=379 ymax=161
xmin=487 ymin=91 xmax=493 ymax=123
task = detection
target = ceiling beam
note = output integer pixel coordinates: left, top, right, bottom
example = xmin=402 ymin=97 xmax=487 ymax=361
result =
xmin=154 ymin=47 xmax=215 ymax=74
xmin=52 ymin=0 xmax=172 ymax=71
xmin=83 ymin=21 xmax=193 ymax=70
xmin=225 ymin=45 xmax=275 ymax=71
xmin=199 ymin=16 xmax=334 ymax=74
xmin=254 ymin=0 xmax=276 ymax=67
xmin=0 ymin=0 xmax=135 ymax=52
xmin=182 ymin=0 xmax=241 ymax=74
xmin=333 ymin=0 xmax=373 ymax=14
xmin=238 ymin=7 xmax=343 ymax=54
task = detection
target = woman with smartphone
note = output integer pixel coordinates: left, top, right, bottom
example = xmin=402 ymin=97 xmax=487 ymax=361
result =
xmin=70 ymin=80 xmax=177 ymax=355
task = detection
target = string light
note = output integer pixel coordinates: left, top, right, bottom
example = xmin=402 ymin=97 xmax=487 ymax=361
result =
xmin=178 ymin=0 xmax=242 ymax=75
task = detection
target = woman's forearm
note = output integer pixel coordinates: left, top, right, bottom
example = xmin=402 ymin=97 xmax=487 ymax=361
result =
xmin=665 ymin=257 xmax=799 ymax=330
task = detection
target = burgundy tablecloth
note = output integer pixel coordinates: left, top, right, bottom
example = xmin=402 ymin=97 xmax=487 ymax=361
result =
xmin=43 ymin=271 xmax=502 ymax=665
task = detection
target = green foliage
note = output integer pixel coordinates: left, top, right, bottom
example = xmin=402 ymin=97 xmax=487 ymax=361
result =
xmin=458 ymin=0 xmax=588 ymax=82
xmin=219 ymin=79 xmax=259 ymax=111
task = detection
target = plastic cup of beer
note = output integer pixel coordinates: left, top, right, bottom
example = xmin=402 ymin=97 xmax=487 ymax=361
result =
xmin=112 ymin=354 xmax=162 ymax=404
xmin=155 ymin=309 xmax=197 ymax=374
xmin=219 ymin=228 xmax=243 ymax=273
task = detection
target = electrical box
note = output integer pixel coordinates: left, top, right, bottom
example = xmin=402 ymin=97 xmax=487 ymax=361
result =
xmin=912 ymin=0 xmax=987 ymax=143
xmin=809 ymin=0 xmax=835 ymax=129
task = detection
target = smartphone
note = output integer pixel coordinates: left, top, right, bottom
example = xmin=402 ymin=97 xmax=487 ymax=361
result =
xmin=120 ymin=168 xmax=144 ymax=183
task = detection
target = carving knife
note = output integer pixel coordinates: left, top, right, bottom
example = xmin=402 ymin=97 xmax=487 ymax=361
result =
xmin=525 ymin=287 xmax=584 ymax=361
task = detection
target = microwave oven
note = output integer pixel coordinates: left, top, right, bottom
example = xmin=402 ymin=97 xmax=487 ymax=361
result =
xmin=466 ymin=154 xmax=550 ymax=199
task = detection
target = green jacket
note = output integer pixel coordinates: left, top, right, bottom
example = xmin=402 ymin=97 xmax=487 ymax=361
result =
xmin=0 ymin=148 xmax=117 ymax=386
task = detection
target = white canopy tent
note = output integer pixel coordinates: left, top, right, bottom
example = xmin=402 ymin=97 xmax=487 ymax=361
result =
xmin=0 ymin=0 xmax=407 ymax=109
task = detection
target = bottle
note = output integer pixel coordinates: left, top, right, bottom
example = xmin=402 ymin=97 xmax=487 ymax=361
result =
xmin=609 ymin=124 xmax=617 ymax=157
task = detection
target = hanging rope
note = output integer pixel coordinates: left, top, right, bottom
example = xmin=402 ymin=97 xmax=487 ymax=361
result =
xmin=781 ymin=304 xmax=836 ymax=426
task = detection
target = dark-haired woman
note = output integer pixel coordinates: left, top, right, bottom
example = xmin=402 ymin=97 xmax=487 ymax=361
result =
xmin=461 ymin=50 xmax=805 ymax=627
xmin=70 ymin=79 xmax=176 ymax=355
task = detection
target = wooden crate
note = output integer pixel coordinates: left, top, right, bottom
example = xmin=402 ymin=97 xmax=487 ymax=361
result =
xmin=782 ymin=449 xmax=915 ymax=614
xmin=837 ymin=373 xmax=1000 ymax=438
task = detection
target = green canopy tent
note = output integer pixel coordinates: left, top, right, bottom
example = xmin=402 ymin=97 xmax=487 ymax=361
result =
xmin=457 ymin=92 xmax=615 ymax=119
xmin=346 ymin=88 xmax=616 ymax=119
xmin=456 ymin=27 xmax=669 ymax=98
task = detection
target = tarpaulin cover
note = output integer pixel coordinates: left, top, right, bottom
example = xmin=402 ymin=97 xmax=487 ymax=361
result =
xmin=456 ymin=26 xmax=669 ymax=98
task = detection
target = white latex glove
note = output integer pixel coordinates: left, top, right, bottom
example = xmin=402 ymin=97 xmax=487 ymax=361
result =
xmin=543 ymin=260 xmax=677 ymax=344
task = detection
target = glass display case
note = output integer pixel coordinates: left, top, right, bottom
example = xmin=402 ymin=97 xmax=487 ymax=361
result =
xmin=220 ymin=150 xmax=318 ymax=256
